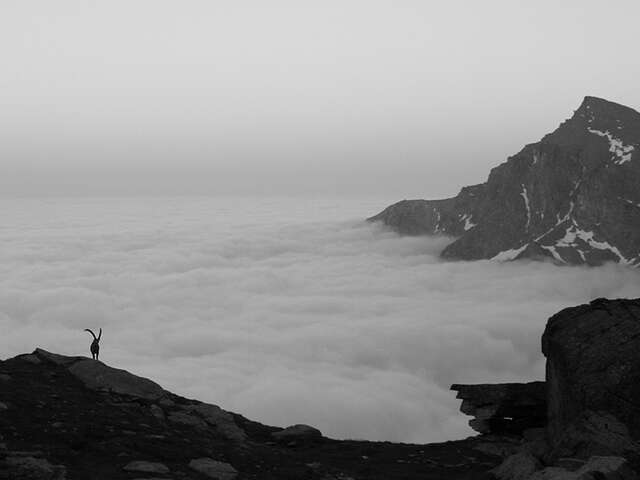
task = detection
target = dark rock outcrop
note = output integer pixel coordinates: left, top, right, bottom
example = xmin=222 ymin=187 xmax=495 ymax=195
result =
xmin=272 ymin=424 xmax=323 ymax=444
xmin=451 ymin=297 xmax=640 ymax=479
xmin=542 ymin=297 xmax=640 ymax=461
xmin=451 ymin=382 xmax=546 ymax=435
xmin=34 ymin=349 xmax=167 ymax=401
xmin=0 ymin=348 xmax=504 ymax=479
xmin=369 ymin=96 xmax=640 ymax=266
xmin=34 ymin=349 xmax=247 ymax=443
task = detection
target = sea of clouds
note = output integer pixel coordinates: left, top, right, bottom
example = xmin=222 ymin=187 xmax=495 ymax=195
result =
xmin=1 ymin=196 xmax=639 ymax=443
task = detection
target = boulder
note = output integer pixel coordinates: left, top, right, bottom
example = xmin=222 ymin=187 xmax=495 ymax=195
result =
xmin=67 ymin=360 xmax=165 ymax=400
xmin=122 ymin=460 xmax=170 ymax=474
xmin=188 ymin=458 xmax=238 ymax=480
xmin=529 ymin=456 xmax=638 ymax=480
xmin=574 ymin=456 xmax=638 ymax=480
xmin=272 ymin=424 xmax=322 ymax=443
xmin=3 ymin=456 xmax=67 ymax=480
xmin=33 ymin=349 xmax=166 ymax=401
xmin=34 ymin=350 xmax=84 ymax=367
xmin=542 ymin=298 xmax=640 ymax=459
xmin=491 ymin=452 xmax=542 ymax=480
xmin=451 ymin=382 xmax=546 ymax=435
xmin=33 ymin=349 xmax=247 ymax=443
xmin=474 ymin=438 xmax=520 ymax=458
xmin=182 ymin=403 xmax=247 ymax=442
xmin=150 ymin=404 xmax=165 ymax=421
xmin=167 ymin=412 xmax=208 ymax=429
xmin=528 ymin=467 xmax=576 ymax=480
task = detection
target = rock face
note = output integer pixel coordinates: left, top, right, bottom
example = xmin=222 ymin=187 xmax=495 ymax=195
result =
xmin=542 ymin=298 xmax=640 ymax=460
xmin=451 ymin=382 xmax=546 ymax=435
xmin=368 ymin=96 xmax=640 ymax=266
xmin=529 ymin=456 xmax=638 ymax=480
xmin=451 ymin=297 xmax=640 ymax=479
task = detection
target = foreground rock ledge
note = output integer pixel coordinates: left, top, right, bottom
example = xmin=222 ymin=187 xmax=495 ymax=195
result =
xmin=451 ymin=382 xmax=546 ymax=435
xmin=0 ymin=348 xmax=505 ymax=479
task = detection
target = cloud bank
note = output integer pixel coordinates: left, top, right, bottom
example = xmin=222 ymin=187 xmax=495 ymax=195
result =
xmin=1 ymin=196 xmax=638 ymax=443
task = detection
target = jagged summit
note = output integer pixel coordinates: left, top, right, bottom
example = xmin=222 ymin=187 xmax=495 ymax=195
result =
xmin=579 ymin=95 xmax=639 ymax=115
xmin=368 ymin=96 xmax=640 ymax=266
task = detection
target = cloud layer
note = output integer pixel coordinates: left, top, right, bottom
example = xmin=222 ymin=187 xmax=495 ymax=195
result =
xmin=1 ymin=196 xmax=639 ymax=443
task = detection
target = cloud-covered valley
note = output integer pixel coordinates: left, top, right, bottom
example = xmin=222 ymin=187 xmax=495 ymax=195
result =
xmin=1 ymin=196 xmax=639 ymax=443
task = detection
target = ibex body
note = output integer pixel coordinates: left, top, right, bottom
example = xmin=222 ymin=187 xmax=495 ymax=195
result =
xmin=84 ymin=328 xmax=102 ymax=360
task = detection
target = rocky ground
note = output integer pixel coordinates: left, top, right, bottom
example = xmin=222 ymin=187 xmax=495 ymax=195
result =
xmin=0 ymin=349 xmax=502 ymax=480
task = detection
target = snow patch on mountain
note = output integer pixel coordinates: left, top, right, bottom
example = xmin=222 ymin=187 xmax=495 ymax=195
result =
xmin=520 ymin=184 xmax=531 ymax=231
xmin=459 ymin=213 xmax=476 ymax=231
xmin=541 ymin=245 xmax=565 ymax=263
xmin=553 ymin=224 xmax=631 ymax=265
xmin=588 ymin=128 xmax=635 ymax=165
xmin=491 ymin=244 xmax=529 ymax=262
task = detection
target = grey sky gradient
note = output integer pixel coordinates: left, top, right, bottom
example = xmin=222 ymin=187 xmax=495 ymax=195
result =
xmin=2 ymin=1 xmax=640 ymax=197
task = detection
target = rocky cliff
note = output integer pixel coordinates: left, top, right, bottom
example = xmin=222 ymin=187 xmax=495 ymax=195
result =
xmin=542 ymin=297 xmax=640 ymax=462
xmin=451 ymin=297 xmax=640 ymax=480
xmin=368 ymin=96 xmax=640 ymax=266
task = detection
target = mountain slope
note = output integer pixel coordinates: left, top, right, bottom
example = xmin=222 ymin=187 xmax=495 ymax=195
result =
xmin=368 ymin=96 xmax=640 ymax=266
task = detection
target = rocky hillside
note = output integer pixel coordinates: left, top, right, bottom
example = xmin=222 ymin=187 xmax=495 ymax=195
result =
xmin=451 ymin=297 xmax=640 ymax=480
xmin=0 ymin=349 xmax=503 ymax=480
xmin=368 ymin=96 xmax=640 ymax=266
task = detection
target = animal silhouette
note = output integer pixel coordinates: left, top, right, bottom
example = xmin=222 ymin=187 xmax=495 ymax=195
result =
xmin=84 ymin=328 xmax=102 ymax=360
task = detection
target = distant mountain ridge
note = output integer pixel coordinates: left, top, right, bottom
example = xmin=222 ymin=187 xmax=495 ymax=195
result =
xmin=368 ymin=96 xmax=640 ymax=266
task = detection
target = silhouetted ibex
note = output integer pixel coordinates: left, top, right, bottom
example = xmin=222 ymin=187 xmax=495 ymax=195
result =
xmin=84 ymin=328 xmax=102 ymax=360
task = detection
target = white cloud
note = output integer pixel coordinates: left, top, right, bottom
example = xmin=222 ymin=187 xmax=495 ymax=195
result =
xmin=1 ymin=197 xmax=638 ymax=443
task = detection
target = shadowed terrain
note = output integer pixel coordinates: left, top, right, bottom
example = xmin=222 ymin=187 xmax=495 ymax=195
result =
xmin=0 ymin=349 xmax=500 ymax=480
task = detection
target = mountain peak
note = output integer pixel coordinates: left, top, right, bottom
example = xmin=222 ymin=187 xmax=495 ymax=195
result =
xmin=579 ymin=95 xmax=621 ymax=109
xmin=369 ymin=96 xmax=640 ymax=266
xmin=575 ymin=95 xmax=640 ymax=123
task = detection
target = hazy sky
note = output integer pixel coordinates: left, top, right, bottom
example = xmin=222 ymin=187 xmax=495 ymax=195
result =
xmin=2 ymin=1 xmax=640 ymax=197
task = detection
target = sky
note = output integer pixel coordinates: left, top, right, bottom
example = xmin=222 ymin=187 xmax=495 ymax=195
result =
xmin=2 ymin=1 xmax=640 ymax=197
xmin=2 ymin=196 xmax=639 ymax=443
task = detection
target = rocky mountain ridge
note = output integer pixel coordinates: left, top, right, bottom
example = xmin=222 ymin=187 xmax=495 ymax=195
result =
xmin=368 ymin=96 xmax=640 ymax=266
